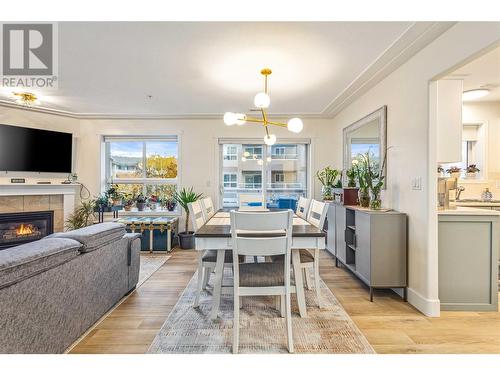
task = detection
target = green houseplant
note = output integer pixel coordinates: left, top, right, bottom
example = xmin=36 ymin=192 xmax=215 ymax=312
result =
xmin=135 ymin=194 xmax=147 ymax=211
xmin=466 ymin=164 xmax=480 ymax=178
xmin=66 ymin=200 xmax=96 ymax=230
xmin=316 ymin=167 xmax=341 ymax=201
xmin=174 ymin=187 xmax=203 ymax=249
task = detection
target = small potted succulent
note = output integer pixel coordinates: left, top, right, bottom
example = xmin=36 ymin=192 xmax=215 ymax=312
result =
xmin=437 ymin=165 xmax=445 ymax=178
xmin=135 ymin=194 xmax=147 ymax=211
xmin=446 ymin=166 xmax=461 ymax=179
xmin=165 ymin=197 xmax=177 ymax=212
xmin=466 ymin=164 xmax=480 ymax=179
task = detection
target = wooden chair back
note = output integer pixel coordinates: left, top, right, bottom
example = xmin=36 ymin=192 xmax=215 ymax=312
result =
xmin=201 ymin=197 xmax=216 ymax=221
xmin=188 ymin=200 xmax=206 ymax=232
xmin=306 ymin=199 xmax=328 ymax=229
xmin=295 ymin=196 xmax=311 ymax=219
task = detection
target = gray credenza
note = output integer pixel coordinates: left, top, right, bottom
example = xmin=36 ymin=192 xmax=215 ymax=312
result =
xmin=326 ymin=203 xmax=407 ymax=301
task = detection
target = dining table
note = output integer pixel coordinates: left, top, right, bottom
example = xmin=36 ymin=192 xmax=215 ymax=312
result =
xmin=194 ymin=209 xmax=326 ymax=319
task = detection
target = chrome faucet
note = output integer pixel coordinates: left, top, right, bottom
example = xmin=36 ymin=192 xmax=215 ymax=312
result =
xmin=456 ymin=186 xmax=465 ymax=200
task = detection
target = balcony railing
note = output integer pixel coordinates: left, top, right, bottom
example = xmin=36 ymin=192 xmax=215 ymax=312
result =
xmin=270 ymin=153 xmax=298 ymax=160
xmin=223 ymin=182 xmax=305 ymax=190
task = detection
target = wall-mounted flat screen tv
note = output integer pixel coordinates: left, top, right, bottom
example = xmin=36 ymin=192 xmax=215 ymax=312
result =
xmin=0 ymin=124 xmax=73 ymax=173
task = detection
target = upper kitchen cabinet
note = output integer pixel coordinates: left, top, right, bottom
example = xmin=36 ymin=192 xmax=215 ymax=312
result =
xmin=431 ymin=79 xmax=464 ymax=163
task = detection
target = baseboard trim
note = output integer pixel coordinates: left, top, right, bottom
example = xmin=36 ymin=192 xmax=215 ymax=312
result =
xmin=407 ymin=287 xmax=440 ymax=317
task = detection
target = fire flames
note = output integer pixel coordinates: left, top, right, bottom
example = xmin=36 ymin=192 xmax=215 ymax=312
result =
xmin=16 ymin=224 xmax=34 ymax=236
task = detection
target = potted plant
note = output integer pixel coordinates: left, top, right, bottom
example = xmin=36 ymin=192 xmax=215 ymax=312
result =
xmin=174 ymin=187 xmax=203 ymax=249
xmin=165 ymin=197 xmax=177 ymax=212
xmin=66 ymin=199 xmax=96 ymax=230
xmin=106 ymin=185 xmax=123 ymax=206
xmin=353 ymin=158 xmax=370 ymax=208
xmin=136 ymin=194 xmax=147 ymax=211
xmin=446 ymin=166 xmax=461 ymax=179
xmin=148 ymin=195 xmax=159 ymax=211
xmin=466 ymin=164 xmax=480 ymax=179
xmin=343 ymin=163 xmax=360 ymax=205
xmin=94 ymin=193 xmax=112 ymax=212
xmin=123 ymin=193 xmax=135 ymax=211
xmin=316 ymin=166 xmax=341 ymax=201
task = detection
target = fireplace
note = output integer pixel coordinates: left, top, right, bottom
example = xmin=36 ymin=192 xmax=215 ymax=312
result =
xmin=0 ymin=211 xmax=54 ymax=250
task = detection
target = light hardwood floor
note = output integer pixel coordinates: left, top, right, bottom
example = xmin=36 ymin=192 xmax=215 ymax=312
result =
xmin=70 ymin=250 xmax=500 ymax=354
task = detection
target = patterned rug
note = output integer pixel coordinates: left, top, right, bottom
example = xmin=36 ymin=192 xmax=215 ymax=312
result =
xmin=138 ymin=254 xmax=171 ymax=287
xmin=147 ymin=269 xmax=374 ymax=354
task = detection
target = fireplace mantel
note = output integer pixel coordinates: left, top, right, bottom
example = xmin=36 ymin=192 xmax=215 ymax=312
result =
xmin=0 ymin=184 xmax=79 ymax=231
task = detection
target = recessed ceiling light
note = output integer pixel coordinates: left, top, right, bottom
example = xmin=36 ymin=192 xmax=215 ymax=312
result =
xmin=462 ymin=89 xmax=490 ymax=101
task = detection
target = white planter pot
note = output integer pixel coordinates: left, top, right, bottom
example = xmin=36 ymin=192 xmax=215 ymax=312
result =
xmin=466 ymin=172 xmax=477 ymax=179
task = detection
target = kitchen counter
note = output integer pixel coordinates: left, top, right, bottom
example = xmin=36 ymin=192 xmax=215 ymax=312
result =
xmin=456 ymin=201 xmax=500 ymax=208
xmin=438 ymin=206 xmax=500 ymax=215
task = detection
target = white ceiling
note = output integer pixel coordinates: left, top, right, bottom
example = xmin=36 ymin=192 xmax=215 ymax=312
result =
xmin=0 ymin=22 xmax=454 ymax=118
xmin=448 ymin=45 xmax=500 ymax=102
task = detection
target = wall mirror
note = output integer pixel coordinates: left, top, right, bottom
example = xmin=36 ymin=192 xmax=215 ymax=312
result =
xmin=343 ymin=105 xmax=387 ymax=188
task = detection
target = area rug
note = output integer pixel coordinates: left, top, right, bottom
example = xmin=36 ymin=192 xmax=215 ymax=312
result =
xmin=147 ymin=269 xmax=375 ymax=354
xmin=138 ymin=254 xmax=171 ymax=287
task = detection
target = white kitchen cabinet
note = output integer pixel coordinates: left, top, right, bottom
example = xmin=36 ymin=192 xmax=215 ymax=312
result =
xmin=432 ymin=79 xmax=464 ymax=163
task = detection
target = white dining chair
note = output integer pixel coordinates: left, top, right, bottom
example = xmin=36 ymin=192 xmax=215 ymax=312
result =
xmin=295 ymin=196 xmax=311 ymax=220
xmin=238 ymin=194 xmax=266 ymax=211
xmin=230 ymin=210 xmax=294 ymax=354
xmin=300 ymin=199 xmax=328 ymax=307
xmin=189 ymin=200 xmax=234 ymax=308
xmin=200 ymin=196 xmax=216 ymax=222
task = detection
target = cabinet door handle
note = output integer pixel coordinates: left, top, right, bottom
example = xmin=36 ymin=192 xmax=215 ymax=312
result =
xmin=353 ymin=234 xmax=357 ymax=248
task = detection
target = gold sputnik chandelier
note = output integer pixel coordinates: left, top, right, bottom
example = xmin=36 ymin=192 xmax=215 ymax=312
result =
xmin=223 ymin=68 xmax=303 ymax=145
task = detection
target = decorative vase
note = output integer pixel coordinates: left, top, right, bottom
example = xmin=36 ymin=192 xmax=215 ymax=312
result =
xmin=167 ymin=201 xmax=177 ymax=211
xmin=321 ymin=185 xmax=334 ymax=201
xmin=370 ymin=189 xmax=382 ymax=210
xmin=149 ymin=202 xmax=157 ymax=211
xmin=136 ymin=202 xmax=146 ymax=211
xmin=124 ymin=205 xmax=132 ymax=212
xmin=358 ymin=189 xmax=370 ymax=208
xmin=466 ymin=172 xmax=476 ymax=179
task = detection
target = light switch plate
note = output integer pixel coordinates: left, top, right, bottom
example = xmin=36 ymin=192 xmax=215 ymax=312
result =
xmin=411 ymin=177 xmax=423 ymax=190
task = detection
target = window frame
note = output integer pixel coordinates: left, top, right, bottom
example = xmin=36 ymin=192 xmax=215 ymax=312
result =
xmin=103 ymin=135 xmax=181 ymax=215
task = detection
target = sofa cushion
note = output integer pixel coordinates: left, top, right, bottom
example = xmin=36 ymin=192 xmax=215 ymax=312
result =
xmin=0 ymin=238 xmax=81 ymax=290
xmin=48 ymin=223 xmax=126 ymax=253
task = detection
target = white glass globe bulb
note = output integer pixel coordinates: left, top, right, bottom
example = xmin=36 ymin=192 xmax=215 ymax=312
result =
xmin=235 ymin=113 xmax=246 ymax=126
xmin=257 ymin=159 xmax=263 ymax=166
xmin=254 ymin=92 xmax=270 ymax=108
xmin=224 ymin=112 xmax=237 ymax=126
xmin=241 ymin=156 xmax=247 ymax=162
xmin=287 ymin=117 xmax=303 ymax=133
xmin=264 ymin=134 xmax=277 ymax=146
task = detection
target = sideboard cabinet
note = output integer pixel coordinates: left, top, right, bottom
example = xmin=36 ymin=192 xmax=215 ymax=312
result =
xmin=326 ymin=203 xmax=407 ymax=301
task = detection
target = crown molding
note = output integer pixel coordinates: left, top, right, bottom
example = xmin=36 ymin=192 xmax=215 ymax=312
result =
xmin=322 ymin=21 xmax=456 ymax=117
xmin=0 ymin=22 xmax=455 ymax=121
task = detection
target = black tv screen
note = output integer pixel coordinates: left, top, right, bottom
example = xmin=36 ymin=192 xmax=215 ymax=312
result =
xmin=0 ymin=124 xmax=73 ymax=173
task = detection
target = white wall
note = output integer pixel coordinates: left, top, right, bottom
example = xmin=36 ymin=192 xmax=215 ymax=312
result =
xmin=328 ymin=22 xmax=500 ymax=316
xmin=460 ymin=101 xmax=500 ymax=198
xmin=1 ymin=107 xmax=336 ymax=230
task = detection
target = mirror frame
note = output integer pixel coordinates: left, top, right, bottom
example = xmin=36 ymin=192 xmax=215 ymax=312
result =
xmin=342 ymin=105 xmax=387 ymax=188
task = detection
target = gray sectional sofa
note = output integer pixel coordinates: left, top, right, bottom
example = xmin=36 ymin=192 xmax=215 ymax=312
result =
xmin=0 ymin=222 xmax=141 ymax=353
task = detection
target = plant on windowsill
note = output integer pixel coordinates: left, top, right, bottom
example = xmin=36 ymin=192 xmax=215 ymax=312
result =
xmin=316 ymin=166 xmax=341 ymax=201
xmin=465 ymin=164 xmax=480 ymax=179
xmin=446 ymin=166 xmax=461 ymax=179
xmin=94 ymin=193 xmax=112 ymax=212
xmin=123 ymin=193 xmax=135 ymax=211
xmin=106 ymin=185 xmax=124 ymax=206
xmin=66 ymin=199 xmax=96 ymax=230
xmin=174 ymin=187 xmax=203 ymax=249
xmin=148 ymin=195 xmax=159 ymax=211
xmin=135 ymin=194 xmax=147 ymax=212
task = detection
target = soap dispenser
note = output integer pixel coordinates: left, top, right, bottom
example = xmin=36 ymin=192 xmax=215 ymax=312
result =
xmin=481 ymin=188 xmax=493 ymax=201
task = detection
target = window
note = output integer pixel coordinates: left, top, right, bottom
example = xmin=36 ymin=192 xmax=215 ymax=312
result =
xmin=223 ymin=173 xmax=237 ymax=188
xmin=104 ymin=136 xmax=179 ymax=211
xmin=223 ymin=145 xmax=237 ymax=161
xmin=220 ymin=140 xmax=309 ymax=208
xmin=441 ymin=124 xmax=486 ymax=180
